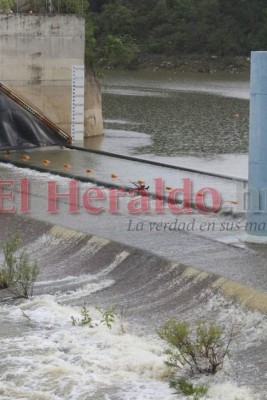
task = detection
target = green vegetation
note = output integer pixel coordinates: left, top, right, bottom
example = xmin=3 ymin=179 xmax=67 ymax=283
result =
xmin=0 ymin=234 xmax=39 ymax=298
xmin=71 ymin=304 xmax=93 ymax=326
xmin=158 ymin=319 xmax=234 ymax=375
xmin=158 ymin=319 xmax=236 ymax=397
xmin=86 ymin=0 xmax=267 ymax=69
xmin=0 ymin=0 xmax=13 ymax=12
xmin=171 ymin=378 xmax=208 ymax=399
xmin=71 ymin=303 xmax=127 ymax=333
xmin=96 ymin=304 xmax=117 ymax=329
xmin=8 ymin=0 xmax=266 ymax=69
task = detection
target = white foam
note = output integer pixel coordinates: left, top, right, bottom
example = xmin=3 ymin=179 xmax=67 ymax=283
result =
xmin=0 ymin=161 xmax=66 ymax=181
xmin=0 ymin=295 xmax=262 ymax=399
xmin=207 ymin=382 xmax=260 ymax=399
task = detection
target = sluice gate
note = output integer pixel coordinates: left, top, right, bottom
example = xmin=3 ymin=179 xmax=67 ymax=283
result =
xmin=0 ymin=82 xmax=71 ymax=150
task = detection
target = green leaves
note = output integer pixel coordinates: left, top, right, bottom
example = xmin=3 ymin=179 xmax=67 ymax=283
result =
xmin=100 ymin=34 xmax=139 ymax=67
xmin=71 ymin=303 xmax=127 ymax=332
xmin=96 ymin=304 xmax=117 ymax=329
xmin=158 ymin=318 xmax=235 ymax=376
xmin=170 ymin=378 xmax=208 ymax=399
xmin=158 ymin=318 xmax=237 ymax=398
xmin=0 ymin=234 xmax=40 ymax=298
xmin=71 ymin=304 xmax=93 ymax=326
xmin=0 ymin=0 xmax=13 ymax=13
xmin=88 ymin=0 xmax=267 ymax=64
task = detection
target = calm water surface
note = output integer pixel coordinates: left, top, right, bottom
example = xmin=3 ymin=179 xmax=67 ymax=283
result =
xmin=86 ymin=70 xmax=250 ymax=177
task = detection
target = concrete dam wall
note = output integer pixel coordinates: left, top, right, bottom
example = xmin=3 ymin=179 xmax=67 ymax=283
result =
xmin=0 ymin=14 xmax=103 ymax=138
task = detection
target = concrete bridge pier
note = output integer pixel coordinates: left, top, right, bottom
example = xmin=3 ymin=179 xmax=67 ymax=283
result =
xmin=246 ymin=51 xmax=267 ymax=242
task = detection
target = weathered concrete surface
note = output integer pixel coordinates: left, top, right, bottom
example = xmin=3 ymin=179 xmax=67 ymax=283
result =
xmin=84 ymin=73 xmax=104 ymax=137
xmin=0 ymin=14 xmax=103 ymax=137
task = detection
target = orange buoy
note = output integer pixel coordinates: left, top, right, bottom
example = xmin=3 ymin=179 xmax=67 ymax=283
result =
xmin=165 ymin=186 xmax=173 ymax=191
xmin=111 ymin=173 xmax=119 ymax=179
xmin=137 ymin=180 xmax=145 ymax=185
xmin=22 ymin=154 xmax=30 ymax=161
xmin=42 ymin=159 xmax=50 ymax=166
xmin=86 ymin=168 xmax=93 ymax=174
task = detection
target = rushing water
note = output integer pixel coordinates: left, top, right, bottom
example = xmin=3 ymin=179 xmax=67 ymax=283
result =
xmin=0 ymin=212 xmax=266 ymax=400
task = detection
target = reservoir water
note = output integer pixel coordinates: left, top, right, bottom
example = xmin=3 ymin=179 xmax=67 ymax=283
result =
xmin=87 ymin=70 xmax=250 ymax=178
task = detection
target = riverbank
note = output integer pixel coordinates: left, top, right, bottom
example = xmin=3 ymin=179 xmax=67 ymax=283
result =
xmin=102 ymin=54 xmax=251 ymax=75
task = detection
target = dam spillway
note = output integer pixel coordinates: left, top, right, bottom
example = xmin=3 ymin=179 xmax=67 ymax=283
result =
xmin=0 ymin=212 xmax=266 ymax=399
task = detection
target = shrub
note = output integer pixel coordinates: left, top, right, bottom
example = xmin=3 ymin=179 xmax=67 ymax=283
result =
xmin=71 ymin=304 xmax=93 ymax=327
xmin=101 ymin=34 xmax=139 ymax=67
xmin=158 ymin=319 xmax=235 ymax=376
xmin=0 ymin=234 xmax=39 ymax=298
xmin=96 ymin=304 xmax=117 ymax=330
xmin=170 ymin=378 xmax=208 ymax=399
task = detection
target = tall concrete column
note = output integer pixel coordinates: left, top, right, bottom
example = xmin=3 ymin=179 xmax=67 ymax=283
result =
xmin=247 ymin=51 xmax=267 ymax=240
xmin=0 ymin=14 xmax=103 ymax=139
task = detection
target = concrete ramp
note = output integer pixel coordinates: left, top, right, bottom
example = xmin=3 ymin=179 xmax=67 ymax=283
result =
xmin=0 ymin=83 xmax=71 ymax=150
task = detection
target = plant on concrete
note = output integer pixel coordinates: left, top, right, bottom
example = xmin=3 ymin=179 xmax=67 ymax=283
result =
xmin=0 ymin=234 xmax=39 ymax=298
xmin=158 ymin=319 xmax=234 ymax=376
